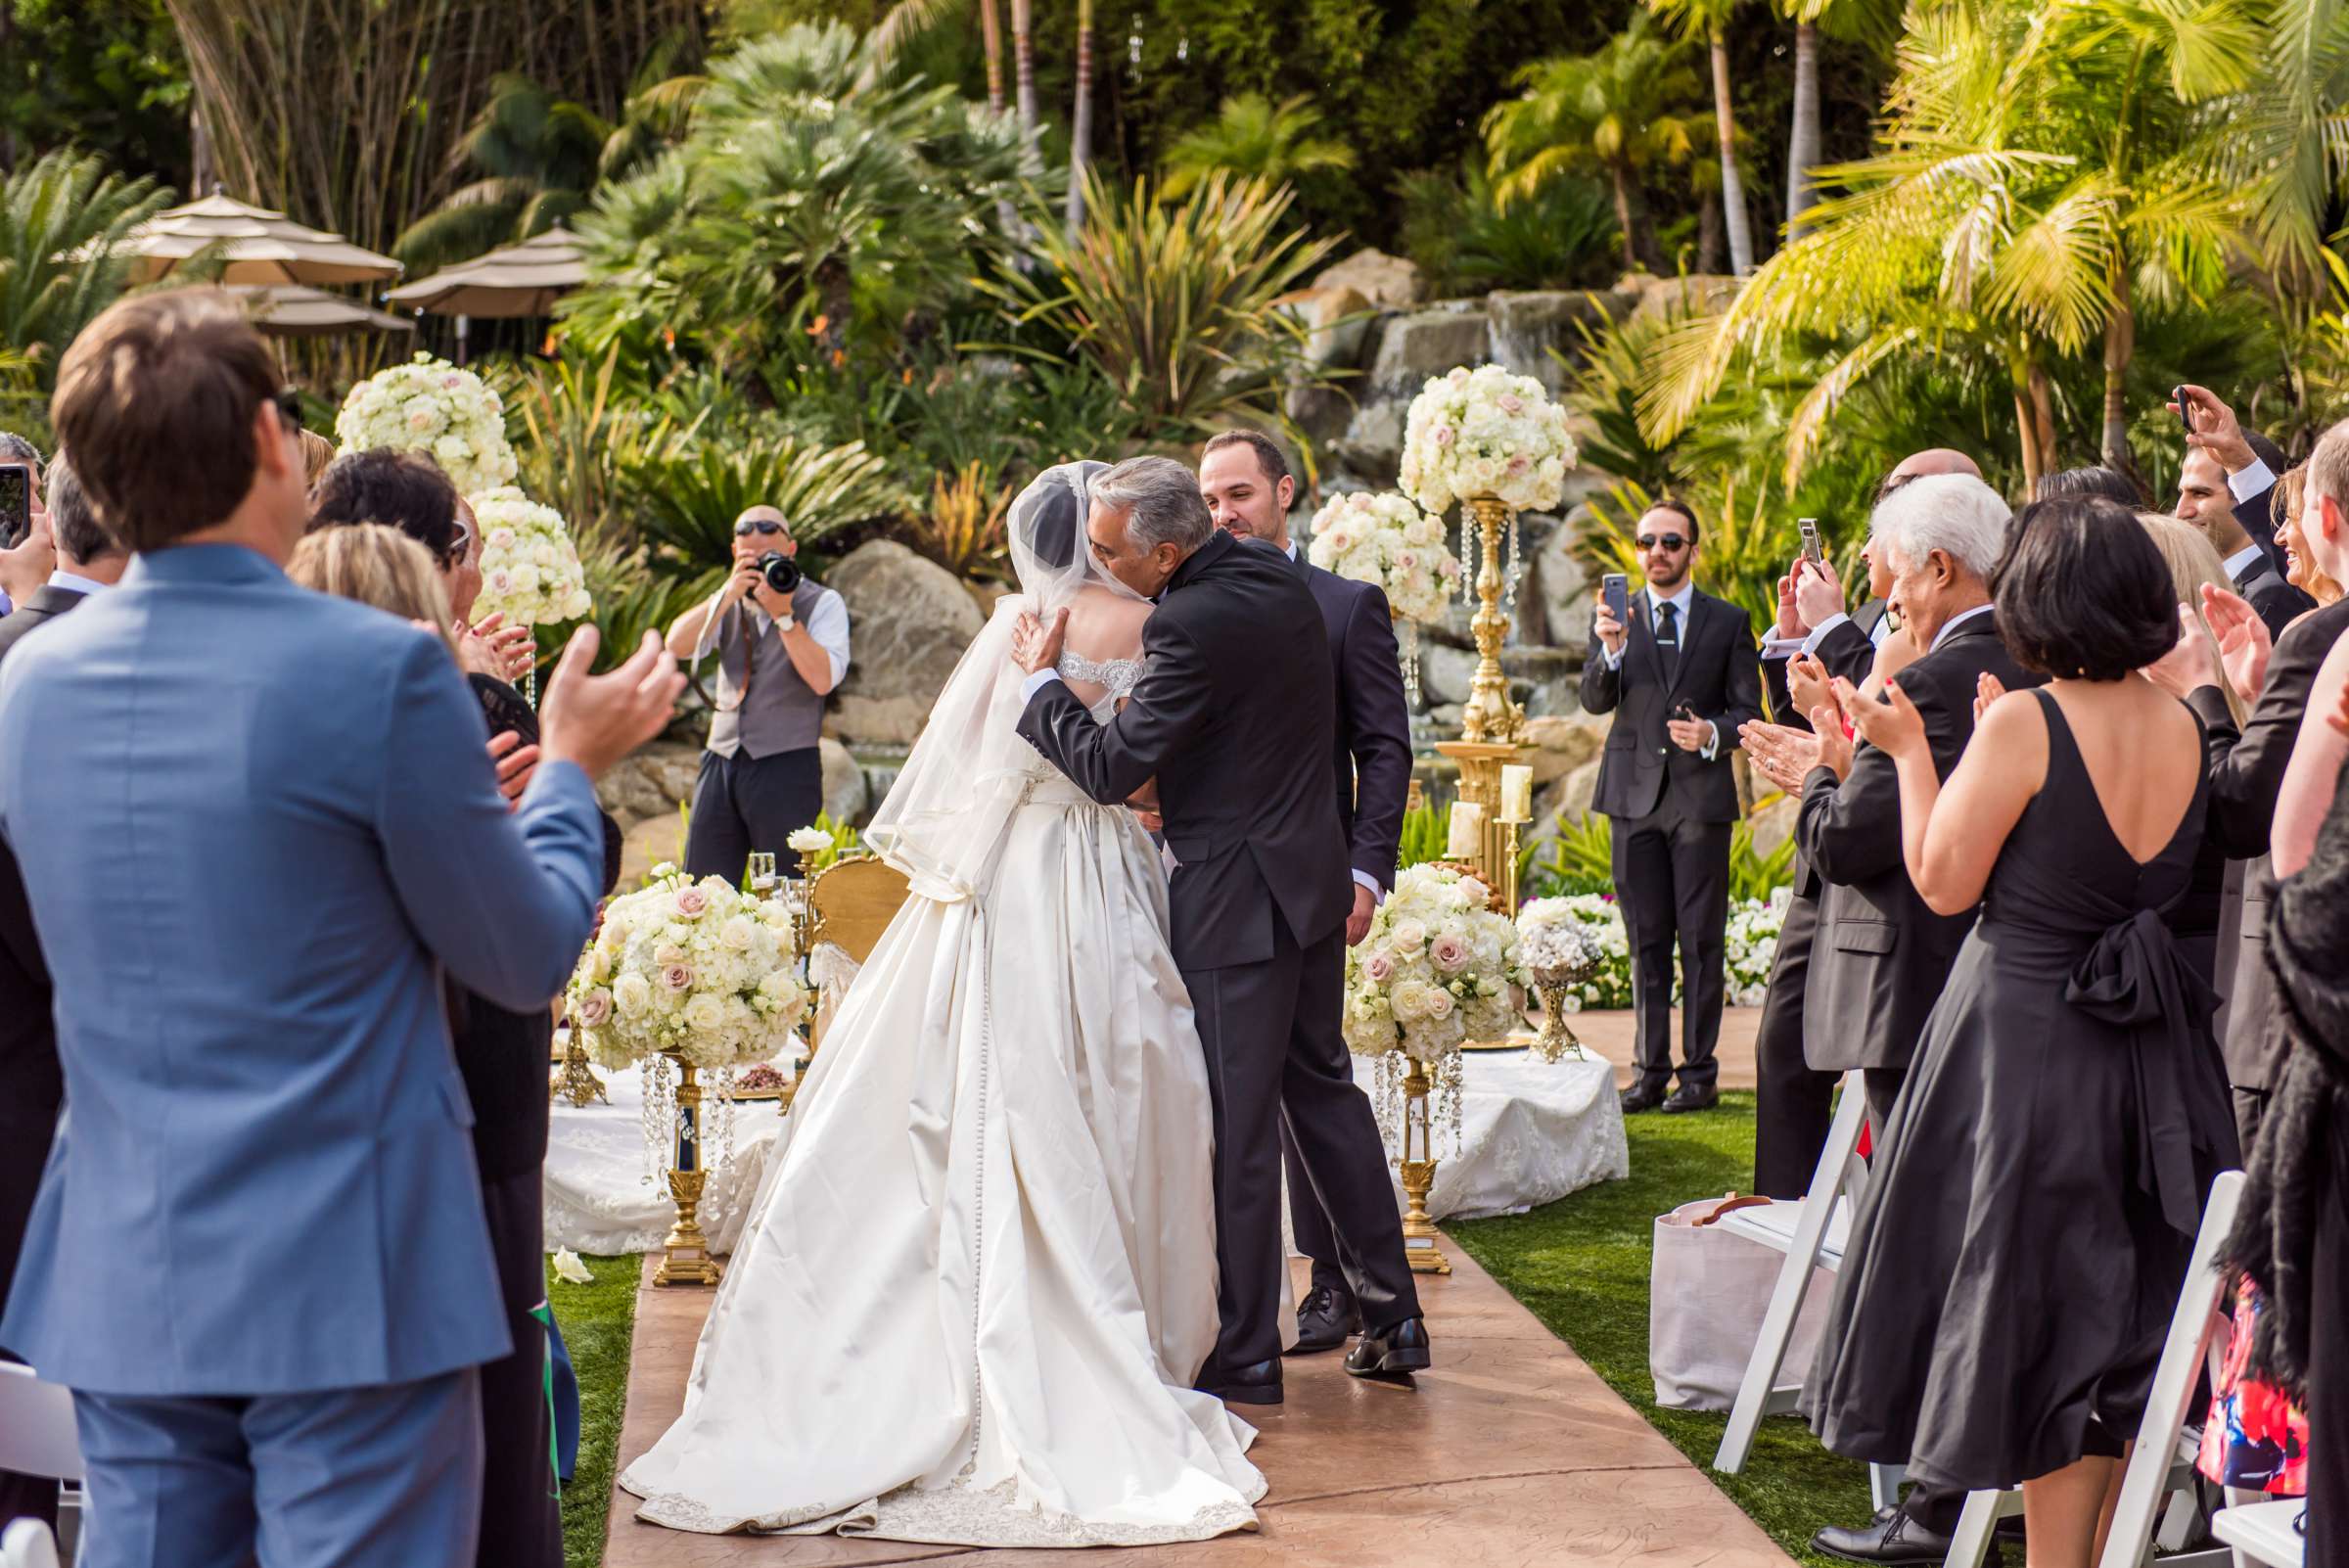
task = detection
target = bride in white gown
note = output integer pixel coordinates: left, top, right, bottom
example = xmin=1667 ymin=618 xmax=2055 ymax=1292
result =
xmin=619 ymin=463 xmax=1266 ymax=1545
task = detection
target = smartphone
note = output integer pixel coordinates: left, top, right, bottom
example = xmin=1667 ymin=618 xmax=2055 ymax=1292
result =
xmin=1674 ymin=703 xmax=1696 ymax=723
xmin=1798 ymin=517 xmax=1822 ymax=565
xmin=1601 ymin=572 xmax=1629 ymax=626
xmin=0 ymin=465 xmax=27 ymax=549
xmin=2174 ymin=385 xmax=2193 ymax=438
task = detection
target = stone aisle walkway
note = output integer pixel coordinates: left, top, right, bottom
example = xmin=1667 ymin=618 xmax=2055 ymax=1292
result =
xmin=602 ymin=1240 xmax=1794 ymax=1568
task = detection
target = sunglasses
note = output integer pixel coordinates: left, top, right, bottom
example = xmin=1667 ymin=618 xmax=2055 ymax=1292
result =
xmin=734 ymin=519 xmax=789 ymax=537
xmin=1636 ymin=533 xmax=1689 ymax=553
xmin=272 ymin=386 xmax=304 ymax=432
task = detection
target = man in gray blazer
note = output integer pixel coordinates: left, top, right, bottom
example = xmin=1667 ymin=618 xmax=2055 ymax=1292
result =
xmin=0 ymin=290 xmax=680 ymax=1568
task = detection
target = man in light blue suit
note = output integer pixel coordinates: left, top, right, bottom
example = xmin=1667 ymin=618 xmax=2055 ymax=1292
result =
xmin=0 ymin=289 xmax=683 ymax=1567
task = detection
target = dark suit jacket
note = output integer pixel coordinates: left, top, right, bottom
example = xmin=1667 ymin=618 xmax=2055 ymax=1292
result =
xmin=1766 ymin=601 xmax=1889 ymax=903
xmin=2234 ymin=551 xmax=2317 ymax=645
xmin=1298 ymin=556 xmax=1412 ymax=892
xmin=2234 ymin=471 xmax=2297 ymax=585
xmin=2191 ymin=594 xmax=2349 ymax=1091
xmin=1799 ymin=611 xmax=2040 ymax=1072
xmin=0 ymin=583 xmax=79 ymax=1334
xmin=1577 ymin=585 xmax=1763 ymax=822
xmin=1019 ymin=530 xmax=1352 ymax=970
xmin=0 ymin=583 xmax=89 ymax=664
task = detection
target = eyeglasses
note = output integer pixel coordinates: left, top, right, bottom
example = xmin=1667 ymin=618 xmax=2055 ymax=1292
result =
xmin=444 ymin=519 xmax=473 ymax=568
xmin=272 ymin=386 xmax=304 ymax=433
xmin=1635 ymin=533 xmax=1689 ymax=553
xmin=734 ymin=519 xmax=788 ymax=537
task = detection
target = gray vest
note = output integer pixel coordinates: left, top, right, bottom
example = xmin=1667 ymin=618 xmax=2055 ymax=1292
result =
xmin=704 ymin=578 xmax=827 ymax=760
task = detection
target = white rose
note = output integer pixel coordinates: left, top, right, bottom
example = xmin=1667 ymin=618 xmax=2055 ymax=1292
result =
xmin=613 ymin=973 xmax=653 ymax=1017
xmin=682 ymin=993 xmax=725 ymax=1033
xmin=719 ymin=916 xmax=756 ymax=951
xmin=786 ymin=826 xmax=833 ymax=854
xmin=550 ymin=1247 xmax=594 ymax=1284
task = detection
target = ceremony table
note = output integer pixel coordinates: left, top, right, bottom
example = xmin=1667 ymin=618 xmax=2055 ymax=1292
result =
xmin=544 ymin=1046 xmax=1626 ymax=1257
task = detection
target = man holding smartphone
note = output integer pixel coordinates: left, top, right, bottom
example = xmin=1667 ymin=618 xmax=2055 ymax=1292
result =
xmin=1580 ymin=500 xmax=1763 ymax=1114
xmin=0 ymin=434 xmax=51 ymax=619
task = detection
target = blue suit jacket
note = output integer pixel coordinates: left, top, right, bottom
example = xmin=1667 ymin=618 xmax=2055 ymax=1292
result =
xmin=0 ymin=544 xmax=604 ymax=1396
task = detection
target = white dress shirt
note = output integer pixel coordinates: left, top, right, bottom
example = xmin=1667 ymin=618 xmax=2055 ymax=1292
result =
xmin=2223 ymin=542 xmax=2265 ymax=582
xmin=1927 ymin=600 xmax=1994 ymax=653
xmin=46 ymin=568 xmax=112 ymax=598
xmin=2231 ymin=457 xmax=2277 ymax=503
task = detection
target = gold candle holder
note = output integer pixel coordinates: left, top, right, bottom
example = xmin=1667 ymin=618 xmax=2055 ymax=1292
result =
xmin=552 ymin=1030 xmax=609 ymax=1109
xmin=1458 ymin=493 xmax=1527 ymax=748
xmin=1397 ymin=1056 xmax=1451 ymax=1275
xmin=652 ymin=1051 xmax=722 ymax=1288
xmin=1435 ymin=739 xmax=1525 ymax=897
xmin=1531 ymin=977 xmax=1590 ymax=1063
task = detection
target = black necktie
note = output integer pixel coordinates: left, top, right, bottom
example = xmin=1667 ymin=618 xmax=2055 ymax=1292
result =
xmin=1655 ymin=600 xmax=1681 ymax=676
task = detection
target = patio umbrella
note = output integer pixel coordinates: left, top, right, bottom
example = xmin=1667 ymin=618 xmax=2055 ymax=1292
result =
xmin=228 ymin=284 xmax=415 ymax=339
xmin=121 ymin=192 xmax=402 ymax=287
xmin=383 ymin=228 xmax=585 ymax=318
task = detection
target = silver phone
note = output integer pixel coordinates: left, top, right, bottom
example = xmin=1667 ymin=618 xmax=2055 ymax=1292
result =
xmin=1798 ymin=517 xmax=1822 ymax=565
xmin=1601 ymin=573 xmax=1629 ymax=625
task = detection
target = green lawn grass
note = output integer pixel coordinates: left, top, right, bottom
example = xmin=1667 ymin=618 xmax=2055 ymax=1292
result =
xmin=546 ymin=1252 xmax=641 ymax=1568
xmin=1449 ymin=1090 xmax=1874 ymax=1568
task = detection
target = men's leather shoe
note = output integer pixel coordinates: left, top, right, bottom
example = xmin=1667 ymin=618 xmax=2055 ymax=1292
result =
xmin=1663 ymin=1083 xmax=1721 ymax=1113
xmin=1620 ymin=1083 xmax=1668 ymax=1114
xmin=1197 ymin=1358 xmax=1282 ymax=1406
xmin=1344 ymin=1316 xmax=1432 ymax=1378
xmin=1288 ymin=1283 xmax=1360 ymax=1356
xmin=1812 ymin=1505 xmax=1962 ymax=1566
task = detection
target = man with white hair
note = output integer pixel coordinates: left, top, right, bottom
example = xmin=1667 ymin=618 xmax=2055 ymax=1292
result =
xmin=1743 ymin=471 xmax=2043 ymax=1564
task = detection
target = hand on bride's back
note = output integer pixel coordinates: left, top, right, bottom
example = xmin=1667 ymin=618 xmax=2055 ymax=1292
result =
xmin=1011 ymin=607 xmax=1069 ymax=675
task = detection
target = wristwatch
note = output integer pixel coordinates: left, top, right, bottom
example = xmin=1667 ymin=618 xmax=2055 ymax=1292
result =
xmin=773 ymin=612 xmax=797 ymax=634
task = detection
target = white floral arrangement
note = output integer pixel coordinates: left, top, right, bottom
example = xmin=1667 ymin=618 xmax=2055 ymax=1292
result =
xmin=1306 ymin=490 xmax=1463 ymax=623
xmin=564 ymin=864 xmax=808 ymax=1075
xmin=1398 ymin=363 xmax=1577 ymax=517
xmin=335 ymin=351 xmax=519 ymax=496
xmin=1515 ymin=898 xmax=1610 ymax=982
xmin=785 ymin=826 xmax=832 ymax=856
xmin=1520 ymin=888 xmax=1785 ymax=1010
xmin=469 ymin=485 xmax=592 ymax=626
xmin=1343 ymin=862 xmax=1528 ymax=1062
xmin=1725 ymin=886 xmax=1791 ymax=1005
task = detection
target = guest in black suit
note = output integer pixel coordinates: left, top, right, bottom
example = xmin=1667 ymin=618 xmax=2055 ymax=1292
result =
xmin=0 ymin=459 xmax=125 ymax=664
xmin=1579 ymin=500 xmax=1764 ymax=1115
xmin=2174 ymin=392 xmax=2314 ymax=640
xmin=306 ymin=459 xmax=619 ymax=1568
xmin=0 ymin=456 xmax=119 ymax=1534
xmin=1747 ymin=448 xmax=1976 ymax=1198
xmin=1015 ymin=456 xmax=1426 ymax=1407
xmin=1198 ymin=431 xmax=1414 ymax=1357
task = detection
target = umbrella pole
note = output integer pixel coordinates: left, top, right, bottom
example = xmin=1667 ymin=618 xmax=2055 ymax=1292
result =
xmin=455 ymin=314 xmax=470 ymax=367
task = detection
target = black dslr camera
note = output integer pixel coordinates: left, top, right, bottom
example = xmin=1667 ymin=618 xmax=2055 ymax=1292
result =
xmin=757 ymin=550 xmax=803 ymax=596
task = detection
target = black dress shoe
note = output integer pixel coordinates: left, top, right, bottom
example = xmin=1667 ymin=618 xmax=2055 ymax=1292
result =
xmin=1196 ymin=1358 xmax=1282 ymax=1406
xmin=1620 ymin=1083 xmax=1668 ymax=1114
xmin=1663 ymin=1083 xmax=1721 ymax=1113
xmin=1344 ymin=1315 xmax=1432 ymax=1378
xmin=1812 ymin=1505 xmax=1959 ymax=1565
xmin=1288 ymin=1283 xmax=1361 ymax=1356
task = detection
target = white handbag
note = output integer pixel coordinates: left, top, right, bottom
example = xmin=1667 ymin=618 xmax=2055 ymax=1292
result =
xmin=1647 ymin=1195 xmax=1834 ymax=1411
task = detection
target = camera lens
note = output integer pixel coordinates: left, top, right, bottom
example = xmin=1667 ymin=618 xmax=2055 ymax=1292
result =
xmin=757 ymin=550 xmax=802 ymax=596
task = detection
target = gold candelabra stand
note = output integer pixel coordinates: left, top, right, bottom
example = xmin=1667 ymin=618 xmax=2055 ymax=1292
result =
xmin=1530 ymin=976 xmax=1591 ymax=1063
xmin=552 ymin=1031 xmax=609 ymax=1109
xmin=651 ymin=1049 xmax=722 ymax=1287
xmin=1396 ymin=1057 xmax=1451 ymax=1275
xmin=1457 ymin=493 xmax=1527 ymax=748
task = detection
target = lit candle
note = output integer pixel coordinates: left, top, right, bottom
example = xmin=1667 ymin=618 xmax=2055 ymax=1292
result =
xmin=1498 ymin=764 xmax=1534 ymax=824
xmin=1446 ymin=800 xmax=1486 ymax=859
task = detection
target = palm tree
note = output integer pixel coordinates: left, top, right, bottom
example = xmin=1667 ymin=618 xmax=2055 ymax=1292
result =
xmin=1011 ymin=0 xmax=1039 ymax=176
xmin=1066 ymin=0 xmax=1096 ymax=236
xmin=1774 ymin=0 xmax=1898 ymax=243
xmin=393 ymin=74 xmax=614 ymax=275
xmin=1482 ymin=16 xmax=1706 ymax=273
xmin=0 ymin=151 xmax=169 ymax=409
xmin=1647 ymin=0 xmax=1754 ymax=276
xmin=1643 ymin=0 xmax=2289 ymax=486
xmin=1159 ymin=93 xmax=1357 ymax=203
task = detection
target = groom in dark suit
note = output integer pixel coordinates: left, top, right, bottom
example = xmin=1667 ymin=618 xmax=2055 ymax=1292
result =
xmin=1579 ymin=499 xmax=1764 ymax=1115
xmin=1014 ymin=455 xmax=1427 ymax=1406
xmin=1198 ymin=431 xmax=1415 ymax=1357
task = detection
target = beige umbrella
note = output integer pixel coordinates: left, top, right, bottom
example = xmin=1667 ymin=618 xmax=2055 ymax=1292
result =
xmin=383 ymin=228 xmax=586 ymax=318
xmin=228 ymin=284 xmax=415 ymax=339
xmin=122 ymin=192 xmax=402 ymax=286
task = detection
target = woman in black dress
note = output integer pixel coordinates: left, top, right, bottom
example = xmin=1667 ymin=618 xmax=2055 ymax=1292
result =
xmin=1807 ymin=497 xmax=2240 ymax=1568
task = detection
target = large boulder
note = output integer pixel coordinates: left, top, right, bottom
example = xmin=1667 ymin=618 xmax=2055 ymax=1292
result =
xmin=595 ymin=739 xmax=703 ymax=830
xmin=1279 ymin=283 xmax=1376 ymax=372
xmin=819 ymin=736 xmax=870 ymax=826
xmin=1314 ymin=248 xmax=1426 ymax=310
xmin=1420 ymin=643 xmax=1480 ymax=708
xmin=1363 ymin=304 xmax=1491 ymax=400
xmin=1625 ymin=272 xmax=1739 ymax=324
xmin=826 ymin=539 xmax=987 ymax=746
xmin=1484 ymin=289 xmax=1640 ymax=393
xmin=1532 ymin=506 xmax=1594 ymax=648
xmin=1328 ymin=398 xmax=1405 ymax=484
xmin=1521 ymin=713 xmax=1609 ymax=784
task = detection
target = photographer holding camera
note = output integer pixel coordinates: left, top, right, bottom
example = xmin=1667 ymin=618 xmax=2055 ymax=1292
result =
xmin=665 ymin=504 xmax=852 ymax=882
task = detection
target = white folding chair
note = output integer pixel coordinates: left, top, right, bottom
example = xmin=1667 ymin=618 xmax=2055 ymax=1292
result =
xmin=2210 ymin=1499 xmax=2307 ymax=1567
xmin=0 ymin=1519 xmax=61 ymax=1568
xmin=1711 ymin=1070 xmax=1907 ymax=1510
xmin=1941 ymin=1171 xmax=2245 ymax=1568
xmin=0 ymin=1360 xmax=83 ymax=1560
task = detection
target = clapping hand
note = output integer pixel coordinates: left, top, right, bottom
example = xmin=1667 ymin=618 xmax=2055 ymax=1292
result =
xmin=2201 ymin=583 xmax=2272 ymax=704
xmin=1739 ymin=720 xmax=1823 ymax=795
xmin=1836 ymin=674 xmax=1923 ymax=761
xmin=2142 ymin=605 xmax=2221 ymax=699
xmin=456 ymin=611 xmax=535 ymax=684
xmin=486 ymin=728 xmax=540 ymax=808
xmin=1785 ymin=652 xmax=1832 ymax=722
xmin=1773 ymin=569 xmax=1807 ymax=640
xmin=1010 ymin=607 xmax=1069 ymax=676
xmin=1973 ymin=670 xmax=2007 ymax=725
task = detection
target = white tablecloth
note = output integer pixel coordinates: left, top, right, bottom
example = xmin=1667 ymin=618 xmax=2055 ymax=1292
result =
xmin=543 ymin=1047 xmax=1627 ymax=1256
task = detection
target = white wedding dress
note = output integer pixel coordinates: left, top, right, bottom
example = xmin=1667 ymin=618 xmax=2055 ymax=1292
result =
xmin=618 ymin=466 xmax=1265 ymax=1545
